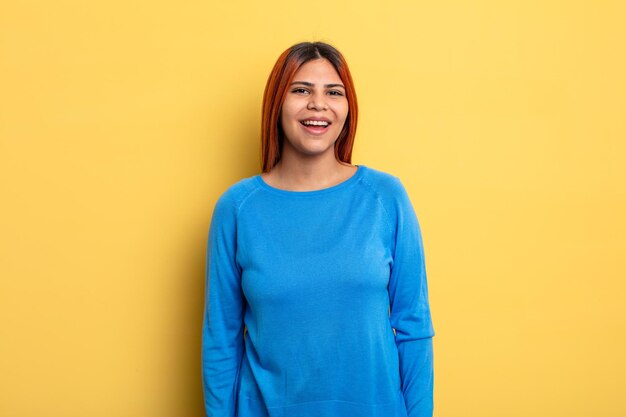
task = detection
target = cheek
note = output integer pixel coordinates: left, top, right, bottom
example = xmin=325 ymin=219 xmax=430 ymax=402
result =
xmin=334 ymin=103 xmax=349 ymax=126
xmin=280 ymin=114 xmax=296 ymax=138
xmin=280 ymin=102 xmax=298 ymax=126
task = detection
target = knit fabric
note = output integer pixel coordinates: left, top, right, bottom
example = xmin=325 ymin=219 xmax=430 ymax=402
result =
xmin=202 ymin=165 xmax=435 ymax=417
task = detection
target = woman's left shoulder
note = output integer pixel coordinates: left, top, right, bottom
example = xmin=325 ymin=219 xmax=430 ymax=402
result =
xmin=358 ymin=165 xmax=408 ymax=196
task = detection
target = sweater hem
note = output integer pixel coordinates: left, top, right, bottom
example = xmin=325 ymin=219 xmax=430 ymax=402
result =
xmin=237 ymin=390 xmax=408 ymax=417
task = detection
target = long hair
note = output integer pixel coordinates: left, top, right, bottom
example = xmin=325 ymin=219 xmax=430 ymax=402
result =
xmin=260 ymin=42 xmax=358 ymax=172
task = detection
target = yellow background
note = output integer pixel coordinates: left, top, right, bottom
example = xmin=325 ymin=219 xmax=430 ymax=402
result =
xmin=1 ymin=1 xmax=625 ymax=416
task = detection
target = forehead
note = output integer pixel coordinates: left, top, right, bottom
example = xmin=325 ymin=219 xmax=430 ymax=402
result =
xmin=293 ymin=58 xmax=342 ymax=83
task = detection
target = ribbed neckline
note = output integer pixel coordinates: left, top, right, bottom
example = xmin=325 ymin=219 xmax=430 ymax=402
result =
xmin=255 ymin=165 xmax=365 ymax=196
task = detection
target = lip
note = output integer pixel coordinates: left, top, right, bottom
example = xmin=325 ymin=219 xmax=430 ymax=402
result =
xmin=300 ymin=125 xmax=329 ymax=136
xmin=299 ymin=117 xmax=332 ymax=123
xmin=299 ymin=120 xmax=331 ymax=135
xmin=299 ymin=117 xmax=332 ymax=136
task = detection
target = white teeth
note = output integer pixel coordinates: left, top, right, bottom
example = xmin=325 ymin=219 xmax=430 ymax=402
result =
xmin=301 ymin=120 xmax=329 ymax=127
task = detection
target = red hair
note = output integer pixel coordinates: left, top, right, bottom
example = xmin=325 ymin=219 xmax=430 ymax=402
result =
xmin=260 ymin=42 xmax=359 ymax=172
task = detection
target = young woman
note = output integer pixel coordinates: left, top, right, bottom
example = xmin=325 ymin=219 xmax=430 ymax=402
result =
xmin=202 ymin=42 xmax=435 ymax=417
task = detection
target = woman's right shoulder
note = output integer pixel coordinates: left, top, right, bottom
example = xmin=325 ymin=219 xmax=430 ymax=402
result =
xmin=213 ymin=174 xmax=261 ymax=213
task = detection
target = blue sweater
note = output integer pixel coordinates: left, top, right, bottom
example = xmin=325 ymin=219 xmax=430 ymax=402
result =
xmin=202 ymin=165 xmax=435 ymax=417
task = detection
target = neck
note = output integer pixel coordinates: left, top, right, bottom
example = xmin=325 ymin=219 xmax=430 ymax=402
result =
xmin=269 ymin=149 xmax=354 ymax=191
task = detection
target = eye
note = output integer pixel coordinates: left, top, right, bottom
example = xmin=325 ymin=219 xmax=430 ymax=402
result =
xmin=291 ymin=88 xmax=309 ymax=94
xmin=328 ymin=90 xmax=345 ymax=96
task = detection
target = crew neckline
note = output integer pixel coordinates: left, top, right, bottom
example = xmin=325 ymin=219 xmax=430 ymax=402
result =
xmin=255 ymin=165 xmax=365 ymax=196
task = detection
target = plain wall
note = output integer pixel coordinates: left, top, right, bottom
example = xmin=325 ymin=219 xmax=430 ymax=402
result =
xmin=1 ymin=1 xmax=625 ymax=416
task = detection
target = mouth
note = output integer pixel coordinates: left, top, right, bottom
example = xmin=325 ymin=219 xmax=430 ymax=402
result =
xmin=299 ymin=118 xmax=331 ymax=134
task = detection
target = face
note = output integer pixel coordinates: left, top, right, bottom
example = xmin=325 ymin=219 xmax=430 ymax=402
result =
xmin=279 ymin=58 xmax=349 ymax=160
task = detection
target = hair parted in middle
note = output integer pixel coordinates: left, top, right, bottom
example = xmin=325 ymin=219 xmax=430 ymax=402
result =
xmin=260 ymin=42 xmax=358 ymax=173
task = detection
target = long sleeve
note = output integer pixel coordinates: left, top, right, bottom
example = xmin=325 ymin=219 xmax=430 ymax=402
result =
xmin=202 ymin=193 xmax=245 ymax=417
xmin=387 ymin=178 xmax=435 ymax=417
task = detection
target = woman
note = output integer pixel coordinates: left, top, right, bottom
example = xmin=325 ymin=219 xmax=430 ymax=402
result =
xmin=202 ymin=42 xmax=435 ymax=417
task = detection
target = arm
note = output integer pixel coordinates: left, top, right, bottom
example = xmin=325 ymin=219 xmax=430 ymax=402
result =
xmin=202 ymin=194 xmax=245 ymax=417
xmin=387 ymin=179 xmax=435 ymax=417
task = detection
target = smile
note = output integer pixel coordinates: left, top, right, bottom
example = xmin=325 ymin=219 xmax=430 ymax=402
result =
xmin=300 ymin=120 xmax=330 ymax=127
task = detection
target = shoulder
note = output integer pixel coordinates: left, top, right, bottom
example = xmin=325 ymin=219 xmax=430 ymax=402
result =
xmin=359 ymin=165 xmax=419 ymax=229
xmin=212 ymin=175 xmax=261 ymax=217
xmin=359 ymin=165 xmax=411 ymax=202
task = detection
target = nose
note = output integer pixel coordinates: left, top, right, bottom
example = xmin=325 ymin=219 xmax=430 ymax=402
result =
xmin=307 ymin=92 xmax=328 ymax=111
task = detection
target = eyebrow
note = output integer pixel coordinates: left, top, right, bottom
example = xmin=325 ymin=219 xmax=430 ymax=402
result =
xmin=290 ymin=81 xmax=346 ymax=89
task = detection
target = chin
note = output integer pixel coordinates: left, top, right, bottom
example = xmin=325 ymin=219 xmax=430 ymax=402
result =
xmin=300 ymin=141 xmax=337 ymax=154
